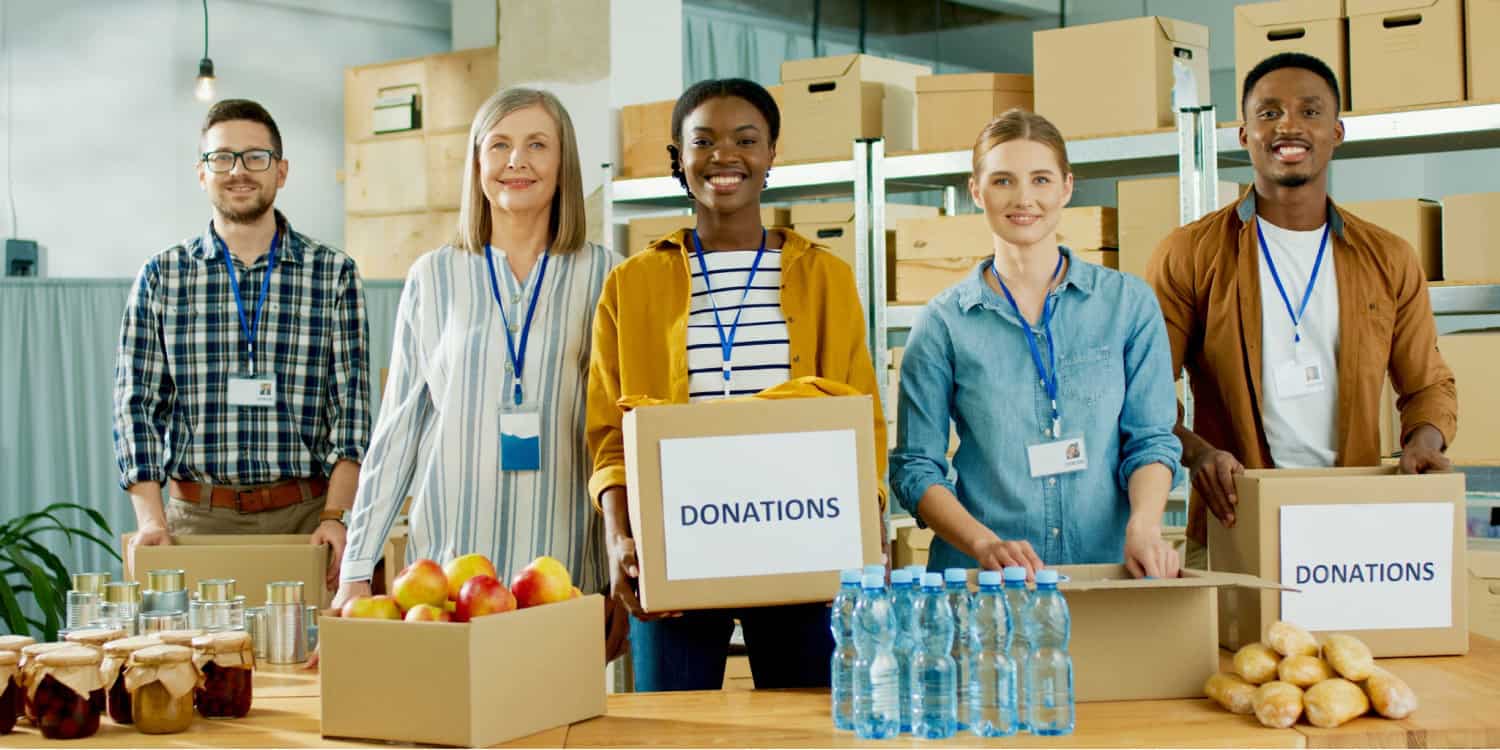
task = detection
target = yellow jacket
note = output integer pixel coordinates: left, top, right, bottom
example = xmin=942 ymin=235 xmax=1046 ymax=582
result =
xmin=586 ymin=227 xmax=887 ymax=510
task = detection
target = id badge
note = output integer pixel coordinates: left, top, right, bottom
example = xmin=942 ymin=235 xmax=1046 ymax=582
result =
xmin=1027 ymin=436 xmax=1088 ymax=479
xmin=1273 ymin=355 xmax=1328 ymax=400
xmin=499 ymin=410 xmax=541 ymax=472
xmin=227 ymin=372 xmax=275 ymax=407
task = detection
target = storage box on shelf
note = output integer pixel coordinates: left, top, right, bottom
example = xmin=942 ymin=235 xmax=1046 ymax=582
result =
xmin=778 ymin=54 xmax=930 ymax=164
xmin=619 ymin=99 xmax=676 ymax=180
xmin=1235 ymin=0 xmax=1350 ymax=116
xmin=1117 ymin=176 xmax=1243 ymax=280
xmin=344 ymin=47 xmax=498 ymax=139
xmin=1469 ymin=540 xmax=1500 ymax=640
xmin=915 ymin=73 xmax=1033 ymax=153
xmin=1471 ymin=0 xmax=1500 ymax=100
xmin=1441 ymin=192 xmax=1500 ymax=282
xmin=1436 ymin=331 xmax=1500 ymax=464
xmin=789 ymin=201 xmax=938 ymax=279
xmin=1347 ymin=0 xmax=1465 ymax=110
xmin=624 ymin=207 xmax=789 ymax=257
xmin=1342 ymin=198 xmax=1442 ymax=280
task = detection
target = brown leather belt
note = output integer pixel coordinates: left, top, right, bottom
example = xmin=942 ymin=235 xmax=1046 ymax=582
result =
xmin=169 ymin=478 xmax=327 ymax=514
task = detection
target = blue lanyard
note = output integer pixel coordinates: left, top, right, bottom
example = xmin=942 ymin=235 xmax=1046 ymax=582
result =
xmin=991 ymin=253 xmax=1066 ymax=439
xmin=1255 ymin=219 xmax=1331 ymax=345
xmin=484 ymin=246 xmax=551 ymax=406
xmin=691 ymin=228 xmax=768 ymax=398
xmin=215 ymin=228 xmax=280 ymax=377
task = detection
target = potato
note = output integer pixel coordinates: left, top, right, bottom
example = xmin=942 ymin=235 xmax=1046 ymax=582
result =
xmin=1365 ymin=669 xmax=1419 ymax=719
xmin=1234 ymin=642 xmax=1281 ymax=684
xmin=1252 ymin=681 xmax=1304 ymax=729
xmin=1322 ymin=634 xmax=1375 ymax=681
xmin=1278 ymin=654 xmax=1335 ymax=688
xmin=1267 ymin=621 xmax=1320 ymax=658
xmin=1204 ymin=671 xmax=1257 ymax=715
xmin=1305 ymin=678 xmax=1371 ymax=728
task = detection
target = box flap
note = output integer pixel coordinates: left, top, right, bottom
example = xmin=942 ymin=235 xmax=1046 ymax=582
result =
xmin=1347 ymin=0 xmax=1443 ymax=16
xmin=1156 ymin=16 xmax=1211 ymax=49
xmin=1238 ymin=0 xmax=1346 ymax=27
xmin=169 ymin=534 xmax=313 ymax=547
xmin=916 ymin=73 xmax=1033 ymax=94
xmin=781 ymin=54 xmax=859 ymax=84
xmin=959 ymin=565 xmax=1291 ymax=592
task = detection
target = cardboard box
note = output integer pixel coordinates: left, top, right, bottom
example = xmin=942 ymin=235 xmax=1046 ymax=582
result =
xmin=344 ymin=48 xmax=497 ymax=141
xmin=1209 ymin=467 xmax=1468 ymax=656
xmin=1469 ymin=0 xmax=1500 ymax=100
xmin=1117 ymin=176 xmax=1243 ymax=279
xmin=624 ymin=207 xmax=789 ymax=257
xmin=1348 ymin=0 xmax=1465 ymax=110
xmin=619 ymin=99 xmax=675 ymax=179
xmin=122 ymin=533 xmax=332 ymax=608
xmin=1033 ymin=17 xmax=1210 ymax=140
xmin=345 ymin=211 xmax=457 ymax=280
xmin=345 ymin=136 xmax=429 ymax=214
xmin=382 ymin=524 xmax=409 ymax=594
xmin=321 ymin=595 xmax=605 ymax=746
xmin=622 ymin=396 xmax=883 ymax=612
xmin=1437 ymin=332 xmax=1500 ymax=463
xmin=893 ymin=526 xmax=933 ymax=569
xmin=915 ymin=73 xmax=1034 ymax=153
xmin=1075 ymin=250 xmax=1119 ymax=269
xmin=1235 ymin=0 xmax=1350 ymax=117
xmin=1442 ymin=192 xmax=1500 ymax=282
xmin=1468 ymin=540 xmax=1500 ymax=640
xmin=1342 ymin=198 xmax=1442 ymax=280
xmin=779 ymin=54 xmax=931 ymax=164
xmin=1055 ymin=206 xmax=1117 ymax=251
xmin=789 ymin=201 xmax=939 ymax=273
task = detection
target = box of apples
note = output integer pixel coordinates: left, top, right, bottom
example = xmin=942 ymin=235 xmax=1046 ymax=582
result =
xmin=319 ymin=554 xmax=605 ymax=747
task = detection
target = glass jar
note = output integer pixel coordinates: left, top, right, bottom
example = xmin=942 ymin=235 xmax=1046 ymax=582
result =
xmin=140 ymin=610 xmax=190 ymax=636
xmin=18 ymin=642 xmax=72 ymax=724
xmin=31 ymin=646 xmax=104 ymax=740
xmin=0 ymin=635 xmax=35 ymax=656
xmin=0 ymin=650 xmax=18 ymax=734
xmin=64 ymin=627 xmax=127 ymax=653
xmin=195 ymin=580 xmax=242 ymax=632
xmin=191 ymin=631 xmax=254 ymax=718
xmin=103 ymin=582 xmax=143 ymax=635
xmin=125 ymin=645 xmax=199 ymax=735
xmin=101 ymin=635 xmax=162 ymax=725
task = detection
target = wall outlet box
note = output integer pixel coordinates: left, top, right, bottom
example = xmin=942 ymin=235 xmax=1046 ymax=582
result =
xmin=6 ymin=238 xmax=38 ymax=277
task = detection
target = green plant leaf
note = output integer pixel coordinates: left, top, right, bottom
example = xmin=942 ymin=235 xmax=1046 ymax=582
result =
xmin=17 ymin=539 xmax=70 ymax=613
xmin=4 ymin=546 xmax=60 ymax=638
xmin=0 ymin=576 xmax=30 ymax=639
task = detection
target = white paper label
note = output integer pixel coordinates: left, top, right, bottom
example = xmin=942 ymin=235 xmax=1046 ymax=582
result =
xmin=1279 ymin=503 xmax=1453 ymax=631
xmin=658 ymin=429 xmax=865 ymax=582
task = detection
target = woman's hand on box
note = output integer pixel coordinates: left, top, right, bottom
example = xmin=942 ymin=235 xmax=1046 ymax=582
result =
xmin=971 ymin=535 xmax=1043 ymax=580
xmin=1124 ymin=523 xmax=1181 ymax=579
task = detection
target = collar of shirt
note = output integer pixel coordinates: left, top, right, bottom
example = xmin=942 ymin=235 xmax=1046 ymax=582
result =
xmin=194 ymin=209 xmax=306 ymax=266
xmin=1236 ymin=190 xmax=1348 ymax=241
xmin=954 ymin=246 xmax=1097 ymax=319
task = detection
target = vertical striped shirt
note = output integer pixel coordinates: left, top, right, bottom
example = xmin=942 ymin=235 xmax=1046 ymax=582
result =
xmin=687 ymin=249 xmax=792 ymax=401
xmin=342 ymin=243 xmax=620 ymax=592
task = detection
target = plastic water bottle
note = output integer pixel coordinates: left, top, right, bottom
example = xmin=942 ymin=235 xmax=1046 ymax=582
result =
xmin=1026 ymin=569 xmax=1075 ymax=736
xmin=911 ymin=572 xmax=957 ymax=739
xmin=943 ymin=568 xmax=978 ymax=730
xmin=889 ymin=569 xmax=918 ymax=733
xmin=853 ymin=573 xmax=900 ymax=739
xmin=830 ymin=569 xmax=861 ymax=730
xmin=972 ymin=570 xmax=1019 ymax=737
xmin=1002 ymin=566 xmax=1032 ymax=731
xmin=863 ymin=564 xmax=887 ymax=585
xmin=904 ymin=563 xmax=926 ymax=581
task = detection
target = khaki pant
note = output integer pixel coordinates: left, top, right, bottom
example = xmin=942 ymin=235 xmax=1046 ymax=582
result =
xmin=167 ymin=487 xmax=325 ymax=536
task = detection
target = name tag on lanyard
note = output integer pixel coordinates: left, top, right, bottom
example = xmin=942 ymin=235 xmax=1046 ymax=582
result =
xmin=1028 ymin=436 xmax=1088 ymax=478
xmin=1273 ymin=354 xmax=1328 ymax=399
xmin=499 ymin=410 xmax=541 ymax=472
xmin=227 ymin=372 xmax=276 ymax=407
xmin=1258 ymin=220 xmax=1332 ymax=402
xmin=218 ymin=227 xmax=279 ymax=408
xmin=485 ymin=245 xmax=550 ymax=473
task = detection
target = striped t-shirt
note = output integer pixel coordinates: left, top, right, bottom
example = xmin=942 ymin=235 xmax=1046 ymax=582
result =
xmin=687 ymin=249 xmax=792 ymax=401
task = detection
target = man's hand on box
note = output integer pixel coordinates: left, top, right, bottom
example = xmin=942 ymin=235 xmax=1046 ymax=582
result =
xmin=311 ymin=521 xmax=347 ymax=591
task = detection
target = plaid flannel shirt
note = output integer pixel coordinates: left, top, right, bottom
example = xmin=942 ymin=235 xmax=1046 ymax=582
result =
xmin=113 ymin=211 xmax=371 ymax=490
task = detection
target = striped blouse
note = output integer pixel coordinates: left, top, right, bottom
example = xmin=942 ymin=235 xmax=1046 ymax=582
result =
xmin=342 ymin=243 xmax=620 ymax=593
xmin=687 ymin=249 xmax=792 ymax=401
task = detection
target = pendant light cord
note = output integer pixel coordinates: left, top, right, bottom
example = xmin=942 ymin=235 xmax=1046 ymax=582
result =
xmin=201 ymin=0 xmax=209 ymax=60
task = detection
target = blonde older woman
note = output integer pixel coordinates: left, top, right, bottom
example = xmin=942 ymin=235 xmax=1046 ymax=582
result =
xmin=334 ymin=88 xmax=622 ymax=651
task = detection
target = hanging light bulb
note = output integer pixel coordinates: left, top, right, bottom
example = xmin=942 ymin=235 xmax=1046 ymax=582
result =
xmin=195 ymin=58 xmax=216 ymax=102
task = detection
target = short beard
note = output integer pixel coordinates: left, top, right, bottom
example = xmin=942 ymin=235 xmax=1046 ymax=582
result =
xmin=1273 ymin=173 xmax=1311 ymax=189
xmin=212 ymin=191 xmax=275 ymax=224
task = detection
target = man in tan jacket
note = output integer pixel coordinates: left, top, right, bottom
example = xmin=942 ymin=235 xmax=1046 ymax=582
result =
xmin=1147 ymin=53 xmax=1457 ymax=564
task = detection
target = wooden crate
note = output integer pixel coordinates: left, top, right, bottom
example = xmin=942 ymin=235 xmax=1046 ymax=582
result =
xmin=346 ymin=136 xmax=429 ymax=214
xmin=345 ymin=211 xmax=458 ymax=280
xmin=345 ymin=48 xmax=497 ymax=142
xmin=425 ymin=131 xmax=469 ymax=211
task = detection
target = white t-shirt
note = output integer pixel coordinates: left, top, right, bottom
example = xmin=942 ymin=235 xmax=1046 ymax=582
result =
xmin=1257 ymin=217 xmax=1340 ymax=468
xmin=687 ymin=249 xmax=792 ymax=401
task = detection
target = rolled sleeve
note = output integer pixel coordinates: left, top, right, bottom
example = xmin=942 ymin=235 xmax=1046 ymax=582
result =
xmin=889 ymin=304 xmax=958 ymax=521
xmin=1116 ymin=282 xmax=1184 ymax=491
xmin=113 ymin=259 xmax=172 ymax=490
xmin=325 ymin=258 xmax=372 ymax=471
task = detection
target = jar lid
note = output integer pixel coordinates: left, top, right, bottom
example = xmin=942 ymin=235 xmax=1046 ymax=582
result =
xmin=103 ymin=581 xmax=142 ymax=604
xmin=70 ymin=572 xmax=110 ymax=594
xmin=154 ymin=629 xmax=205 ymax=647
xmin=192 ymin=631 xmax=251 ymax=654
xmin=129 ymin=644 xmax=193 ymax=666
xmin=0 ymin=651 xmax=17 ymax=667
xmin=198 ymin=579 xmax=236 ymax=602
xmin=38 ymin=645 xmax=102 ymax=668
xmin=0 ymin=635 xmax=36 ymax=652
xmin=64 ymin=627 xmax=128 ymax=647
xmin=147 ymin=569 xmax=186 ymax=592
xmin=267 ymin=581 xmax=305 ymax=605
xmin=20 ymin=642 xmax=73 ymax=658
xmin=103 ymin=636 xmax=162 ymax=657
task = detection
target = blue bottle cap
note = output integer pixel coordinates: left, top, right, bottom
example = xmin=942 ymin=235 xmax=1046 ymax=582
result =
xmin=840 ymin=569 xmax=863 ymax=584
xmin=890 ymin=569 xmax=913 ymax=585
xmin=943 ymin=568 xmax=967 ymax=584
xmin=862 ymin=573 xmax=886 ymax=589
xmin=1002 ymin=566 xmax=1028 ymax=582
xmin=977 ymin=570 xmax=1003 ymax=587
xmin=1036 ymin=569 xmax=1060 ymax=585
xmin=864 ymin=564 xmax=886 ymax=577
xmin=904 ymin=564 xmax=926 ymax=578
xmin=921 ymin=572 xmax=944 ymax=588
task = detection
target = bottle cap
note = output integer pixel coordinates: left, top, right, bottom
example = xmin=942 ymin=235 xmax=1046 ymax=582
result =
xmin=904 ymin=564 xmax=926 ymax=578
xmin=1002 ymin=566 xmax=1028 ymax=582
xmin=861 ymin=573 xmax=885 ymax=590
xmin=1036 ymin=569 xmax=1060 ymax=585
xmin=863 ymin=564 xmax=885 ymax=577
xmin=890 ymin=570 xmax=913 ymax=585
xmin=921 ymin=573 xmax=944 ymax=588
xmin=978 ymin=570 xmax=1003 ymax=587
xmin=943 ymin=568 xmax=966 ymax=584
xmin=839 ymin=569 xmax=862 ymax=585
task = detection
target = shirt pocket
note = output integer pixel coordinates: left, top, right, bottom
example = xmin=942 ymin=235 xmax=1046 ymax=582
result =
xmin=1058 ymin=345 xmax=1121 ymax=407
xmin=1359 ymin=291 xmax=1397 ymax=372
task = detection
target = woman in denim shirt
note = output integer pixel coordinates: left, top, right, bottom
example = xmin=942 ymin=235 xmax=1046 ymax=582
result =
xmin=890 ymin=110 xmax=1183 ymax=579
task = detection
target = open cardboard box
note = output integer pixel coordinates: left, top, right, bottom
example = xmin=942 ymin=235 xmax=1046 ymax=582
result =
xmin=623 ymin=395 xmax=883 ymax=612
xmin=320 ymin=594 xmax=606 ymax=747
xmin=123 ymin=533 xmax=332 ymax=608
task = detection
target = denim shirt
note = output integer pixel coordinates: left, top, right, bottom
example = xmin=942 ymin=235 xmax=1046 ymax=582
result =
xmin=890 ymin=250 xmax=1182 ymax=571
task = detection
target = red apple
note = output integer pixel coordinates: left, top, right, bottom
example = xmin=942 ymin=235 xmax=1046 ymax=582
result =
xmin=510 ymin=556 xmax=573 ymax=608
xmin=341 ymin=595 xmax=402 ymax=620
xmin=443 ymin=553 xmax=498 ymax=601
xmin=454 ymin=575 xmax=516 ymax=621
xmin=403 ymin=603 xmax=451 ymax=622
xmin=392 ymin=559 xmax=448 ymax=612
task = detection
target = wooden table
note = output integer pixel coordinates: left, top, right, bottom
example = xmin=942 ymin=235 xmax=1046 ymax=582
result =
xmin=5 ymin=638 xmax=1499 ymax=748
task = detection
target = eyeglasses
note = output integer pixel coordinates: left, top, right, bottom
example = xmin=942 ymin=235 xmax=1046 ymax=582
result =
xmin=201 ymin=149 xmax=279 ymax=173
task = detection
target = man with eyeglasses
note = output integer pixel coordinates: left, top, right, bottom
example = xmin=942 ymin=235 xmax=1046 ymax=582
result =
xmin=113 ymin=99 xmax=371 ymax=592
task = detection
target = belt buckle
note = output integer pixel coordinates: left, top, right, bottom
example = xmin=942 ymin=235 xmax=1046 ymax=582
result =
xmin=236 ymin=488 xmax=270 ymax=514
